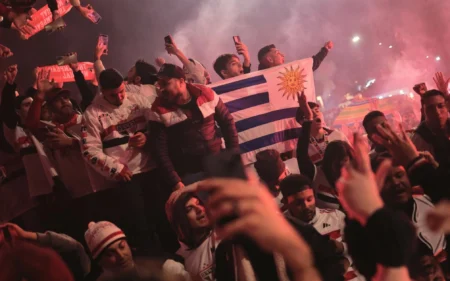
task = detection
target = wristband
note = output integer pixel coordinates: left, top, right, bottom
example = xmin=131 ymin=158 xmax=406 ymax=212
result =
xmin=405 ymin=155 xmax=424 ymax=172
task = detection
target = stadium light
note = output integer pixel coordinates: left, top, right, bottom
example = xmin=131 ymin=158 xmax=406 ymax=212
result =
xmin=436 ymin=56 xmax=441 ymax=61
xmin=352 ymin=36 xmax=360 ymax=43
xmin=388 ymin=45 xmax=393 ymax=49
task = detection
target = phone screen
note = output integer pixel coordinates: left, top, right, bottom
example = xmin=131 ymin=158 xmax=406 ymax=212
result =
xmin=233 ymin=36 xmax=241 ymax=44
xmin=88 ymin=10 xmax=102 ymax=24
xmin=164 ymin=35 xmax=173 ymax=45
xmin=98 ymin=34 xmax=109 ymax=55
xmin=201 ymin=151 xmax=247 ymax=226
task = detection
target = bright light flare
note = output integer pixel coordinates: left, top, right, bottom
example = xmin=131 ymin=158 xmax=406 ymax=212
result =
xmin=352 ymin=36 xmax=360 ymax=43
xmin=436 ymin=56 xmax=441 ymax=61
xmin=388 ymin=45 xmax=393 ymax=49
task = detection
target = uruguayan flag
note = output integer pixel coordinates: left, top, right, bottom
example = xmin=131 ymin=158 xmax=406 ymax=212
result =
xmin=209 ymin=58 xmax=316 ymax=165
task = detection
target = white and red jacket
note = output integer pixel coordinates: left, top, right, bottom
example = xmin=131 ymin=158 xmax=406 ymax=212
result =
xmin=48 ymin=113 xmax=116 ymax=196
xmin=81 ymin=93 xmax=156 ymax=180
xmin=412 ymin=195 xmax=446 ymax=257
xmin=308 ymin=208 xmax=365 ymax=281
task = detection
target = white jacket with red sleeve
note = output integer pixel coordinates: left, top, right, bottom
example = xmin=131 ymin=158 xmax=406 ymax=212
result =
xmin=80 ymin=92 xmax=156 ymax=180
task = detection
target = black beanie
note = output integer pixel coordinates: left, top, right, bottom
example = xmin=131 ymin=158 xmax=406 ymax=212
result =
xmin=99 ymin=68 xmax=124 ymax=90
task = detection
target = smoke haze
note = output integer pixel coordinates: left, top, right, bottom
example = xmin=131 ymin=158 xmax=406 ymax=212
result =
xmin=1 ymin=0 xmax=449 ymax=107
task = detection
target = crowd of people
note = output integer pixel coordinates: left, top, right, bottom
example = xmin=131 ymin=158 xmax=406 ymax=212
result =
xmin=1 ymin=1 xmax=450 ymax=281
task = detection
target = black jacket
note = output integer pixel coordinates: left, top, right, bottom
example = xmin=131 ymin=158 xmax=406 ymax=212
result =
xmin=149 ymin=83 xmax=239 ymax=187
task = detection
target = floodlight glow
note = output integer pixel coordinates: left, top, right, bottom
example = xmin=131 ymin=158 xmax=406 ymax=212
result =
xmin=352 ymin=36 xmax=360 ymax=43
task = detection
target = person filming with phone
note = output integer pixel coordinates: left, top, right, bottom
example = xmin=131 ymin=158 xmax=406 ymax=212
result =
xmin=213 ymin=36 xmax=252 ymax=80
xmin=164 ymin=35 xmax=211 ymax=85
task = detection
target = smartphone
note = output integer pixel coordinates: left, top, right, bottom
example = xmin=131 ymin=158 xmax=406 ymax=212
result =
xmin=233 ymin=36 xmax=241 ymax=44
xmin=56 ymin=52 xmax=77 ymax=66
xmin=86 ymin=5 xmax=102 ymax=24
xmin=98 ymin=34 xmax=109 ymax=55
xmin=413 ymin=83 xmax=427 ymax=95
xmin=164 ymin=35 xmax=173 ymax=45
xmin=201 ymin=151 xmax=247 ymax=226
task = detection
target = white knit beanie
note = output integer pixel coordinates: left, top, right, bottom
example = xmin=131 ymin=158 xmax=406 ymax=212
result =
xmin=84 ymin=221 xmax=126 ymax=259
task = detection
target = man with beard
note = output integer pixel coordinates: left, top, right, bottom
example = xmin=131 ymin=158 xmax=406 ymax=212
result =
xmin=372 ymin=156 xmax=448 ymax=275
xmin=280 ymin=174 xmax=363 ymax=281
xmin=94 ymin=43 xmax=158 ymax=99
xmin=412 ymin=90 xmax=450 ymax=171
xmin=148 ymin=63 xmax=238 ymax=190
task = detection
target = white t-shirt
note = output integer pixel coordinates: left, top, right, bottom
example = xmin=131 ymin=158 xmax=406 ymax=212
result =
xmin=176 ymin=232 xmax=220 ymax=281
xmin=310 ymin=208 xmax=365 ymax=281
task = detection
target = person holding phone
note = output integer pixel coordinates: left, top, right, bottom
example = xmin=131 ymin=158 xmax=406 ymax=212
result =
xmin=164 ymin=35 xmax=211 ymax=85
xmin=257 ymin=41 xmax=333 ymax=71
xmin=213 ymin=36 xmax=252 ymax=80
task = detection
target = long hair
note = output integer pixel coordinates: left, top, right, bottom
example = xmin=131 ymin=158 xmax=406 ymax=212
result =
xmin=322 ymin=141 xmax=354 ymax=188
xmin=170 ymin=192 xmax=211 ymax=249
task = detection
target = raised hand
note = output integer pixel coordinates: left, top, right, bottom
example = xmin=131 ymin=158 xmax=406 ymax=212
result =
xmin=95 ymin=41 xmax=107 ymax=61
xmin=4 ymin=64 xmax=18 ymax=85
xmin=336 ymin=134 xmax=388 ymax=225
xmin=325 ymin=41 xmax=334 ymax=51
xmin=77 ymin=4 xmax=94 ymax=20
xmin=235 ymin=42 xmax=250 ymax=62
xmin=165 ymin=40 xmax=180 ymax=56
xmin=10 ymin=8 xmax=36 ymax=36
xmin=0 ymin=44 xmax=13 ymax=58
xmin=297 ymin=91 xmax=313 ymax=121
xmin=372 ymin=123 xmax=419 ymax=167
xmin=433 ymin=72 xmax=450 ymax=95
xmin=36 ymin=68 xmax=55 ymax=94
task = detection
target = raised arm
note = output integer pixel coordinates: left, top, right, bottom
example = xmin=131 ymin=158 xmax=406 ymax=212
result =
xmin=296 ymin=92 xmax=316 ymax=180
xmin=25 ymin=69 xmax=55 ymax=130
xmin=312 ymin=41 xmax=333 ymax=72
xmin=93 ymin=41 xmax=107 ymax=82
xmin=69 ymin=62 xmax=95 ymax=111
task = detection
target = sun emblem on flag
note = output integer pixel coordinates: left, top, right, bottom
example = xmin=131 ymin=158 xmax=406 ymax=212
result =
xmin=277 ymin=65 xmax=307 ymax=100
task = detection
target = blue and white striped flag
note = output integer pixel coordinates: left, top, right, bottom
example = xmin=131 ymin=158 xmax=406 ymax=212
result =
xmin=209 ymin=58 xmax=316 ymax=164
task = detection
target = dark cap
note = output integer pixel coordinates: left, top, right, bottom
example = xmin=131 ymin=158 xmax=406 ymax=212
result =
xmin=45 ymin=88 xmax=71 ymax=104
xmin=257 ymin=44 xmax=276 ymax=62
xmin=99 ymin=68 xmax=124 ymax=90
xmin=14 ymin=95 xmax=32 ymax=110
xmin=254 ymin=149 xmax=286 ymax=185
xmin=157 ymin=63 xmax=185 ymax=80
